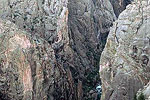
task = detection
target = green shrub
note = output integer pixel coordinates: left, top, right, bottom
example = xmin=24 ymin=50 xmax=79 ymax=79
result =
xmin=138 ymin=93 xmax=145 ymax=100
xmin=134 ymin=94 xmax=137 ymax=100
xmin=134 ymin=93 xmax=145 ymax=100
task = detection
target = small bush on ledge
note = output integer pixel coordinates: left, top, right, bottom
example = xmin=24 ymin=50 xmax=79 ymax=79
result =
xmin=134 ymin=93 xmax=145 ymax=100
xmin=138 ymin=93 xmax=145 ymax=100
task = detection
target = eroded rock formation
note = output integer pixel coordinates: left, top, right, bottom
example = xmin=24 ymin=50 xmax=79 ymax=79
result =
xmin=110 ymin=0 xmax=133 ymax=17
xmin=68 ymin=0 xmax=116 ymax=99
xmin=100 ymin=0 xmax=150 ymax=100
xmin=0 ymin=0 xmax=133 ymax=99
xmin=0 ymin=0 xmax=117 ymax=99
xmin=0 ymin=19 xmax=59 ymax=100
xmin=137 ymin=81 xmax=150 ymax=100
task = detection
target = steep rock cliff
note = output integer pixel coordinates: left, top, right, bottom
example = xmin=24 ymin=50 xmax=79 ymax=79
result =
xmin=0 ymin=0 xmax=69 ymax=48
xmin=100 ymin=0 xmax=150 ymax=100
xmin=0 ymin=19 xmax=60 ymax=100
xmin=110 ymin=0 xmax=133 ymax=17
xmin=0 ymin=0 xmax=117 ymax=99
xmin=137 ymin=81 xmax=150 ymax=100
xmin=0 ymin=0 xmax=134 ymax=99
xmin=68 ymin=0 xmax=116 ymax=99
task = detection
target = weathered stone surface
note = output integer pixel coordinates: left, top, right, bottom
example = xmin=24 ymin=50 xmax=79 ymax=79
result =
xmin=0 ymin=0 xmax=118 ymax=99
xmin=136 ymin=81 xmax=150 ymax=100
xmin=0 ymin=0 xmax=133 ymax=99
xmin=110 ymin=0 xmax=133 ymax=17
xmin=0 ymin=19 xmax=60 ymax=100
xmin=0 ymin=0 xmax=69 ymax=48
xmin=100 ymin=0 xmax=150 ymax=100
xmin=67 ymin=0 xmax=116 ymax=99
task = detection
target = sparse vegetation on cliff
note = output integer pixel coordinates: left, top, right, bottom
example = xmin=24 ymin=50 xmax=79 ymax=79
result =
xmin=134 ymin=93 xmax=145 ymax=100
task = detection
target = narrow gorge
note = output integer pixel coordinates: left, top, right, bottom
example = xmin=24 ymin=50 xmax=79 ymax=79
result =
xmin=0 ymin=0 xmax=149 ymax=100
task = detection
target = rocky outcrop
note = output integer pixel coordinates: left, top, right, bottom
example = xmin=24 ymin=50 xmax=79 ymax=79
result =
xmin=100 ymin=0 xmax=150 ymax=100
xmin=0 ymin=1 xmax=72 ymax=99
xmin=0 ymin=19 xmax=60 ymax=100
xmin=0 ymin=0 xmax=134 ymax=99
xmin=0 ymin=0 xmax=69 ymax=45
xmin=0 ymin=0 xmax=117 ymax=99
xmin=137 ymin=81 xmax=150 ymax=100
xmin=110 ymin=0 xmax=133 ymax=17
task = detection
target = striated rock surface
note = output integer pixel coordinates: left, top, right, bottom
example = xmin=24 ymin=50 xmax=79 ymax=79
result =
xmin=68 ymin=0 xmax=116 ymax=99
xmin=110 ymin=0 xmax=133 ymax=17
xmin=100 ymin=0 xmax=150 ymax=100
xmin=0 ymin=0 xmax=117 ymax=99
xmin=0 ymin=0 xmax=69 ymax=48
xmin=0 ymin=0 xmax=133 ymax=99
xmin=0 ymin=0 xmax=73 ymax=99
xmin=0 ymin=19 xmax=60 ymax=100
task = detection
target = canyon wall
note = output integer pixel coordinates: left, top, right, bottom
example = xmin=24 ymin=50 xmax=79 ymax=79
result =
xmin=0 ymin=0 xmax=116 ymax=99
xmin=0 ymin=19 xmax=59 ymax=100
xmin=110 ymin=0 xmax=133 ymax=17
xmin=0 ymin=0 xmax=132 ymax=100
xmin=100 ymin=0 xmax=150 ymax=100
xmin=67 ymin=1 xmax=116 ymax=99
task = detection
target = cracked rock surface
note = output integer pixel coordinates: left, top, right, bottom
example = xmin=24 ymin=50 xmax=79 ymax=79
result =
xmin=137 ymin=81 xmax=150 ymax=100
xmin=0 ymin=0 xmax=132 ymax=100
xmin=110 ymin=0 xmax=133 ymax=17
xmin=0 ymin=19 xmax=59 ymax=100
xmin=100 ymin=0 xmax=150 ymax=100
xmin=0 ymin=0 xmax=117 ymax=99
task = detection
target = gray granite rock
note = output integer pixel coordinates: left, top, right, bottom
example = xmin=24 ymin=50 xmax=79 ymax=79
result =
xmin=0 ymin=19 xmax=59 ymax=100
xmin=100 ymin=0 xmax=150 ymax=100
xmin=0 ymin=0 xmax=132 ymax=99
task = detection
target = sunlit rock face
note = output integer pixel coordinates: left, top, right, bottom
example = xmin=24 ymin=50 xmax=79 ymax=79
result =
xmin=0 ymin=19 xmax=59 ymax=100
xmin=100 ymin=0 xmax=150 ymax=100
xmin=110 ymin=0 xmax=133 ymax=17
xmin=0 ymin=1 xmax=71 ymax=99
xmin=0 ymin=0 xmax=69 ymax=48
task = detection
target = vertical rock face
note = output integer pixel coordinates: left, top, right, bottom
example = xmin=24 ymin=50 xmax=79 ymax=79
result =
xmin=0 ymin=19 xmax=59 ymax=100
xmin=68 ymin=0 xmax=116 ymax=99
xmin=0 ymin=0 xmax=132 ymax=100
xmin=0 ymin=0 xmax=70 ymax=99
xmin=0 ymin=0 xmax=69 ymax=47
xmin=110 ymin=0 xmax=133 ymax=17
xmin=100 ymin=0 xmax=150 ymax=100
xmin=138 ymin=81 xmax=150 ymax=100
xmin=0 ymin=0 xmax=118 ymax=100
